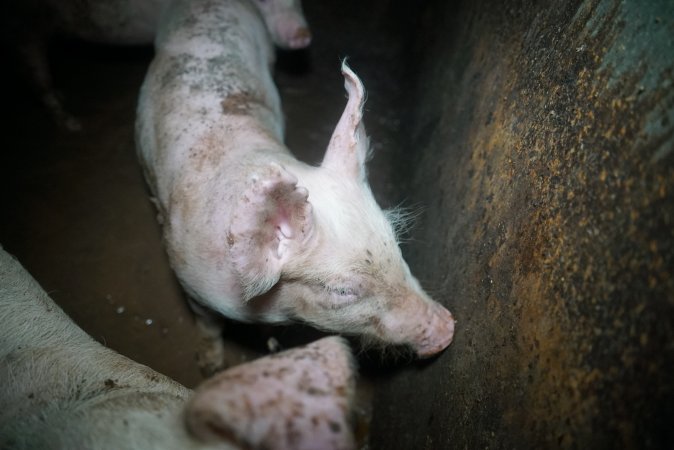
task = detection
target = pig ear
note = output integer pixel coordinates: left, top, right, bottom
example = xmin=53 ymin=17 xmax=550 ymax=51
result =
xmin=228 ymin=163 xmax=313 ymax=301
xmin=321 ymin=61 xmax=371 ymax=182
xmin=185 ymin=337 xmax=356 ymax=449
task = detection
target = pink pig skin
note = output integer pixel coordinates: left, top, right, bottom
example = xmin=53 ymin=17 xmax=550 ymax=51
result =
xmin=136 ymin=0 xmax=454 ymax=371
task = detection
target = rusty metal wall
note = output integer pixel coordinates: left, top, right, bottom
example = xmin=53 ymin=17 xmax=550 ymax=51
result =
xmin=370 ymin=0 xmax=673 ymax=448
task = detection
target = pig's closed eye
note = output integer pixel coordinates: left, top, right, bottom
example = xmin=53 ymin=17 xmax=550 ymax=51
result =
xmin=332 ymin=287 xmax=357 ymax=297
xmin=324 ymin=284 xmax=360 ymax=306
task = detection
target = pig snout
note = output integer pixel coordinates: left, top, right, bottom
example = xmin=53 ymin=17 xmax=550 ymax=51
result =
xmin=269 ymin=15 xmax=312 ymax=49
xmin=289 ymin=25 xmax=312 ymax=49
xmin=274 ymin=18 xmax=311 ymax=50
xmin=372 ymin=295 xmax=455 ymax=358
xmin=412 ymin=301 xmax=455 ymax=358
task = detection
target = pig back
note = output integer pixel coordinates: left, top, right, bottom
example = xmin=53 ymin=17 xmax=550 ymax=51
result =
xmin=136 ymin=0 xmax=284 ymax=207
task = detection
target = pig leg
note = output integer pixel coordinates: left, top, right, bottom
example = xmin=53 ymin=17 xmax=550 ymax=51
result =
xmin=187 ymin=297 xmax=229 ymax=376
xmin=17 ymin=38 xmax=82 ymax=132
xmin=194 ymin=318 xmax=227 ymax=377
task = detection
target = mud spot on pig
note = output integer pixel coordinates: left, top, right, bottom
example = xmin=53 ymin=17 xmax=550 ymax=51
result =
xmin=221 ymin=91 xmax=265 ymax=115
xmin=191 ymin=133 xmax=227 ymax=172
xmin=226 ymin=231 xmax=235 ymax=247
xmin=144 ymin=373 xmax=161 ymax=384
xmin=167 ymin=184 xmax=194 ymax=233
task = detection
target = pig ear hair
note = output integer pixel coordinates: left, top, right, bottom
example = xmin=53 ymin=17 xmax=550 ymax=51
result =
xmin=228 ymin=163 xmax=313 ymax=301
xmin=321 ymin=59 xmax=371 ymax=182
xmin=184 ymin=336 xmax=356 ymax=449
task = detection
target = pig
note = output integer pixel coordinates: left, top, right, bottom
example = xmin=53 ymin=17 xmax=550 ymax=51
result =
xmin=135 ymin=0 xmax=455 ymax=373
xmin=0 ymin=247 xmax=355 ymax=450
xmin=4 ymin=0 xmax=310 ymax=130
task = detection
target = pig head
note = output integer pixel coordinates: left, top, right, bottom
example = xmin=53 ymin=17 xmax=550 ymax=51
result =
xmin=224 ymin=62 xmax=455 ymax=358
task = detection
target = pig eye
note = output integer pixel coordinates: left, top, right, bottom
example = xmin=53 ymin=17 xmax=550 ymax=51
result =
xmin=324 ymin=284 xmax=360 ymax=306
xmin=333 ymin=287 xmax=357 ymax=297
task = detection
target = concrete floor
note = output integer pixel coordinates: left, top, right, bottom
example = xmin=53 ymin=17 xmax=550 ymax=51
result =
xmin=0 ymin=1 xmax=413 ymax=446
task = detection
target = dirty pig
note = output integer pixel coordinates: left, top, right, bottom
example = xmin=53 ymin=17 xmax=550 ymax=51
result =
xmin=0 ymin=246 xmax=355 ymax=450
xmin=136 ymin=0 xmax=455 ymax=371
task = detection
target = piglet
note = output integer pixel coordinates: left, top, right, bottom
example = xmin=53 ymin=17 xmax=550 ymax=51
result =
xmin=0 ymin=247 xmax=355 ymax=450
xmin=136 ymin=0 xmax=454 ymax=372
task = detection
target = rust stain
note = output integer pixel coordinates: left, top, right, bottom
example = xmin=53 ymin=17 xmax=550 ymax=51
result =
xmin=372 ymin=0 xmax=674 ymax=448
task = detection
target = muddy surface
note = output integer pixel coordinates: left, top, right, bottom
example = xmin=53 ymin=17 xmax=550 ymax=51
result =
xmin=0 ymin=0 xmax=414 ymax=445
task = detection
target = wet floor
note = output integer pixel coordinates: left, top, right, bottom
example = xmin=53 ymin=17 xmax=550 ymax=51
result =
xmin=0 ymin=0 xmax=414 ymax=446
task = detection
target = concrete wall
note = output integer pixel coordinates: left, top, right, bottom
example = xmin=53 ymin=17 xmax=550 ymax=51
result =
xmin=371 ymin=0 xmax=673 ymax=448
